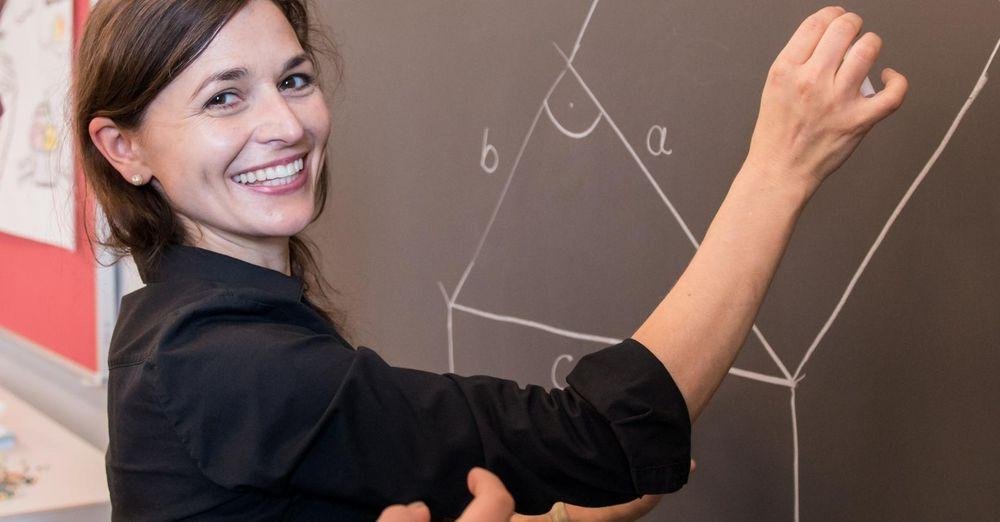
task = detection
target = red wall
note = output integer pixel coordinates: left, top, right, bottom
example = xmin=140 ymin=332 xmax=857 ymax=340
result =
xmin=0 ymin=0 xmax=96 ymax=372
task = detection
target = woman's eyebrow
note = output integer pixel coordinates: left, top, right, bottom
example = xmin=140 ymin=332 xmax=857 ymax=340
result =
xmin=281 ymin=53 xmax=311 ymax=74
xmin=190 ymin=67 xmax=248 ymax=102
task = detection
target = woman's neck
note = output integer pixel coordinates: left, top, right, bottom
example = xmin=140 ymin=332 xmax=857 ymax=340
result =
xmin=183 ymin=222 xmax=291 ymax=275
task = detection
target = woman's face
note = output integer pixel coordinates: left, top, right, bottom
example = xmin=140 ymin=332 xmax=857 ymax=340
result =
xmin=135 ymin=0 xmax=329 ymax=246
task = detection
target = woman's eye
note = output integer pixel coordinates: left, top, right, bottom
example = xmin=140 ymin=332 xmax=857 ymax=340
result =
xmin=279 ymin=73 xmax=314 ymax=92
xmin=205 ymin=92 xmax=240 ymax=110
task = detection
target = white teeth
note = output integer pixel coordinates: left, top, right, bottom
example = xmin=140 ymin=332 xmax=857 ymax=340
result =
xmin=233 ymin=157 xmax=305 ymax=185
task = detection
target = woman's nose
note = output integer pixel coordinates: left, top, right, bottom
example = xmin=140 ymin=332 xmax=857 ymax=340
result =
xmin=253 ymin=89 xmax=306 ymax=145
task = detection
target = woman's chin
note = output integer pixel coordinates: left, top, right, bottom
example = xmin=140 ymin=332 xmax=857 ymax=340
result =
xmin=246 ymin=204 xmax=316 ymax=238
xmin=263 ymin=216 xmax=315 ymax=239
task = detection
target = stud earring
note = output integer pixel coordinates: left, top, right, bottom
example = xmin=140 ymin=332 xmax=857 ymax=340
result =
xmin=130 ymin=174 xmax=144 ymax=186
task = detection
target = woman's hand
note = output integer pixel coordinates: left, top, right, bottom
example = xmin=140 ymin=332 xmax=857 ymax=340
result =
xmin=743 ymin=6 xmax=908 ymax=195
xmin=378 ymin=467 xmax=514 ymax=522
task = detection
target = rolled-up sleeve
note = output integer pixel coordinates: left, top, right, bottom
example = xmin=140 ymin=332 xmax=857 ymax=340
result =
xmin=566 ymin=338 xmax=692 ymax=494
xmin=149 ymin=292 xmax=691 ymax=517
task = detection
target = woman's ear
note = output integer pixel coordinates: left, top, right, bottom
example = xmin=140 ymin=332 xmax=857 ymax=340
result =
xmin=88 ymin=117 xmax=152 ymax=185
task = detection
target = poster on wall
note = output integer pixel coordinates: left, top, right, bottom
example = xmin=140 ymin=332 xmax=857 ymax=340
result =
xmin=0 ymin=0 xmax=76 ymax=251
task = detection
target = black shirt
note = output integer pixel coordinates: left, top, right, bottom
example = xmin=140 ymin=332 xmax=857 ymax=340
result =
xmin=105 ymin=244 xmax=691 ymax=520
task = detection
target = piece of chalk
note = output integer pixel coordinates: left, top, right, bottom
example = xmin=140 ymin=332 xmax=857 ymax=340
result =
xmin=860 ymin=76 xmax=876 ymax=97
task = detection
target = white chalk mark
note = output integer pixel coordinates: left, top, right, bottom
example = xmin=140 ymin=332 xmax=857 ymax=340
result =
xmin=450 ymin=2 xmax=597 ymax=304
xmin=646 ymin=124 xmax=674 ymax=156
xmin=551 ymin=354 xmax=574 ymax=389
xmin=794 ymin=35 xmax=1000 ymax=379
xmin=452 ymin=67 xmax=579 ymax=302
xmin=568 ymin=0 xmax=600 ymax=64
xmin=437 ymin=281 xmax=457 ymax=372
xmin=553 ymin=43 xmax=699 ymax=248
xmin=790 ymin=388 xmax=801 ymax=522
xmin=445 ymin=0 xmax=608 ymax=378
xmin=452 ymin=102 xmax=545 ymax=302
xmin=552 ymin=42 xmax=794 ymax=383
xmin=452 ymin=301 xmax=623 ymax=345
xmin=437 ymin=281 xmax=453 ymax=305
xmin=480 ymin=127 xmax=499 ymax=174
xmin=728 ymin=367 xmax=795 ymax=388
xmin=751 ymin=325 xmax=792 ymax=381
xmin=454 ymin=300 xmax=790 ymax=388
xmin=543 ymin=99 xmax=603 ymax=139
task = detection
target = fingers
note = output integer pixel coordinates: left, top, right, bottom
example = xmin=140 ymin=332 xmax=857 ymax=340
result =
xmin=806 ymin=12 xmax=864 ymax=76
xmin=458 ymin=468 xmax=515 ymax=522
xmin=835 ymin=32 xmax=882 ymax=97
xmin=776 ymin=6 xmax=846 ymax=65
xmin=377 ymin=502 xmax=431 ymax=522
xmin=863 ymin=67 xmax=909 ymax=124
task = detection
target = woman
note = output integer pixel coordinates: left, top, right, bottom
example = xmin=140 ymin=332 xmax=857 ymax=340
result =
xmin=76 ymin=0 xmax=906 ymax=520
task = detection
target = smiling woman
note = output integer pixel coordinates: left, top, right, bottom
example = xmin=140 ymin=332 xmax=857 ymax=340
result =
xmin=82 ymin=1 xmax=669 ymax=519
xmin=75 ymin=4 xmax=691 ymax=521
xmin=75 ymin=0 xmax=341 ymax=325
xmin=74 ymin=1 xmax=908 ymax=521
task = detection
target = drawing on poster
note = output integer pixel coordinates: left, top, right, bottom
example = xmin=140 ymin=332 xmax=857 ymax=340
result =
xmin=0 ymin=0 xmax=75 ymax=250
xmin=438 ymin=1 xmax=1000 ymax=520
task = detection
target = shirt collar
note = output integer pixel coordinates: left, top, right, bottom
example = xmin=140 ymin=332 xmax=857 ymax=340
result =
xmin=136 ymin=244 xmax=305 ymax=301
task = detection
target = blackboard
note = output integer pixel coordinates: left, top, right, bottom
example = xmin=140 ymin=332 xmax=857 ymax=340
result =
xmin=310 ymin=1 xmax=1000 ymax=520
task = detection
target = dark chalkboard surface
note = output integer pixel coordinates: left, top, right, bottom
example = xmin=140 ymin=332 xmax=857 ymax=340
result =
xmin=310 ymin=1 xmax=1000 ymax=520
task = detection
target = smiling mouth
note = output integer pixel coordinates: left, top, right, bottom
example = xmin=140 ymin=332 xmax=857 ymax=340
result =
xmin=231 ymin=156 xmax=305 ymax=186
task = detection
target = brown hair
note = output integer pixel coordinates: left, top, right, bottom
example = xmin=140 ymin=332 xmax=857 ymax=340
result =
xmin=74 ymin=0 xmax=347 ymax=333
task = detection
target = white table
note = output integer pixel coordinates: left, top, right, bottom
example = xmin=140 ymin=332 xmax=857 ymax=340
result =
xmin=0 ymin=384 xmax=109 ymax=520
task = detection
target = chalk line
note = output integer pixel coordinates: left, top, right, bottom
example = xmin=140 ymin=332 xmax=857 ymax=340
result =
xmin=791 ymin=387 xmax=801 ymax=522
xmin=543 ymin=99 xmax=604 ymax=139
xmin=452 ymin=301 xmax=622 ymax=345
xmin=793 ymin=35 xmax=1000 ymax=379
xmin=451 ymin=300 xmax=791 ymax=387
xmin=449 ymin=1 xmax=602 ymax=304
xmin=552 ymin=42 xmax=794 ymax=383
xmin=568 ymin=0 xmax=600 ymax=64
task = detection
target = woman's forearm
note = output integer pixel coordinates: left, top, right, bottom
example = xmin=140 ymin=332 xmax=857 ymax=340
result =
xmin=632 ymin=164 xmax=812 ymax=423
xmin=511 ymin=495 xmax=663 ymax=522
xmin=561 ymin=494 xmax=662 ymax=521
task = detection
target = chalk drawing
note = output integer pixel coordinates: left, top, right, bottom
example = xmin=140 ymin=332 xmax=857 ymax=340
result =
xmin=551 ymin=354 xmax=574 ymax=390
xmin=439 ymin=1 xmax=1000 ymax=519
xmin=647 ymin=124 xmax=673 ymax=156
xmin=543 ymin=98 xmax=603 ymax=139
xmin=480 ymin=127 xmax=499 ymax=174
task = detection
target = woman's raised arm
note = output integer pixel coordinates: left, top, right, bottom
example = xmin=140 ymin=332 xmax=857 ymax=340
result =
xmin=633 ymin=5 xmax=908 ymax=423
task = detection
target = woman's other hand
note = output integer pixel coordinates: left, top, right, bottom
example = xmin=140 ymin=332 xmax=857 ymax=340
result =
xmin=743 ymin=6 xmax=908 ymax=195
xmin=378 ymin=467 xmax=514 ymax=522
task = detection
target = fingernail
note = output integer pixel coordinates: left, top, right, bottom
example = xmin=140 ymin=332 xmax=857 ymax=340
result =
xmin=407 ymin=501 xmax=428 ymax=509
